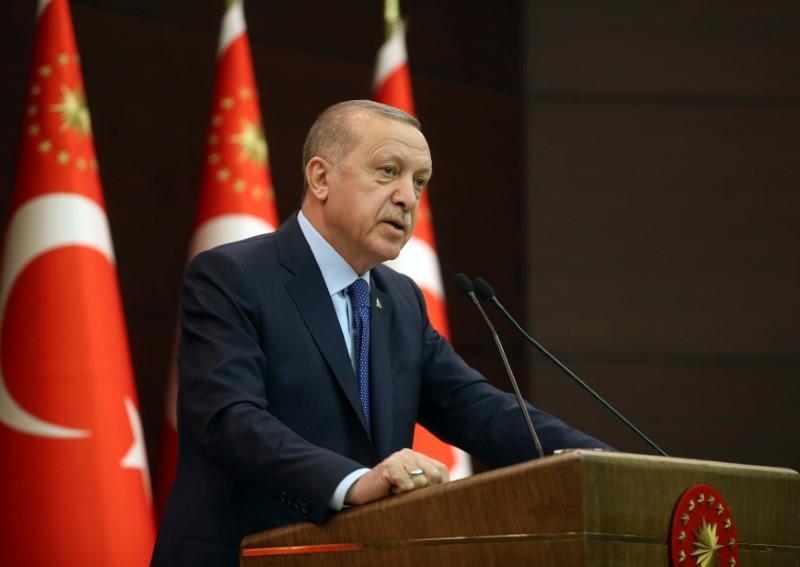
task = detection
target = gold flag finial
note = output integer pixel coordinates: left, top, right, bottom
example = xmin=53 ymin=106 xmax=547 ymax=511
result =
xmin=384 ymin=0 xmax=401 ymax=39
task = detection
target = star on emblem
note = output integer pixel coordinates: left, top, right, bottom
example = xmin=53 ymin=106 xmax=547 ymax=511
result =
xmin=691 ymin=517 xmax=723 ymax=567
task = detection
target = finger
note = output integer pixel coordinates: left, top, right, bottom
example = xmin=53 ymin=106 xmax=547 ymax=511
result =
xmin=409 ymin=455 xmax=450 ymax=486
xmin=388 ymin=473 xmax=415 ymax=494
xmin=407 ymin=467 xmax=430 ymax=488
xmin=384 ymin=449 xmax=452 ymax=494
xmin=385 ymin=462 xmax=416 ymax=494
xmin=431 ymin=460 xmax=450 ymax=484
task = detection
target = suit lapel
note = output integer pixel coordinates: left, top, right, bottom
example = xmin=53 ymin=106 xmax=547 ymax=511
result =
xmin=276 ymin=215 xmax=373 ymax=439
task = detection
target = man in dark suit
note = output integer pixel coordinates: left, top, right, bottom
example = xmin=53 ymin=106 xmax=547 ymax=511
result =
xmin=151 ymin=100 xmax=611 ymax=567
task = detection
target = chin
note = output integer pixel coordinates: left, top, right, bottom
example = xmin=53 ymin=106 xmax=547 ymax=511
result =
xmin=378 ymin=250 xmax=400 ymax=264
xmin=372 ymin=239 xmax=405 ymax=260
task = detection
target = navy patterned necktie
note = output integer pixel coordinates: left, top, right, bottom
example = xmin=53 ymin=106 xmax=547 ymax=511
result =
xmin=347 ymin=278 xmax=371 ymax=429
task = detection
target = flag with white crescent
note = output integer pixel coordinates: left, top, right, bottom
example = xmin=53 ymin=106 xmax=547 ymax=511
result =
xmin=0 ymin=0 xmax=155 ymax=564
xmin=374 ymin=9 xmax=472 ymax=479
xmin=152 ymin=0 xmax=279 ymax=519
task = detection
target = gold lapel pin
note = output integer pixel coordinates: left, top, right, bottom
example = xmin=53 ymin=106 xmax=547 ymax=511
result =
xmin=375 ymin=298 xmax=383 ymax=312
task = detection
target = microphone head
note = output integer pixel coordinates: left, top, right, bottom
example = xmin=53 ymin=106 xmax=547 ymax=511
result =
xmin=453 ymin=273 xmax=474 ymax=296
xmin=473 ymin=278 xmax=496 ymax=301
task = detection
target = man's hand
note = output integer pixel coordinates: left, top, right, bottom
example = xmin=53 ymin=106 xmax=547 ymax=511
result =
xmin=344 ymin=448 xmax=450 ymax=506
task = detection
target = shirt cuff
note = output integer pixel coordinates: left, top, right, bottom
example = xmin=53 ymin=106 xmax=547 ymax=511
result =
xmin=328 ymin=468 xmax=370 ymax=510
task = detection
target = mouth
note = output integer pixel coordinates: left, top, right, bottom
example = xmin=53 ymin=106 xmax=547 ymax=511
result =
xmin=380 ymin=211 xmax=410 ymax=235
xmin=384 ymin=219 xmax=406 ymax=233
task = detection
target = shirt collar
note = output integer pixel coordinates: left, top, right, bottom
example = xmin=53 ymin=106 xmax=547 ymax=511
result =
xmin=298 ymin=211 xmax=370 ymax=296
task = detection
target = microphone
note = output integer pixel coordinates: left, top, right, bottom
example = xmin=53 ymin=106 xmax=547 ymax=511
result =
xmin=453 ymin=273 xmax=544 ymax=459
xmin=472 ymin=277 xmax=668 ymax=457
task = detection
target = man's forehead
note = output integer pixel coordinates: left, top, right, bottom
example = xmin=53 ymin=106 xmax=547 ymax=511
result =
xmin=359 ymin=118 xmax=429 ymax=149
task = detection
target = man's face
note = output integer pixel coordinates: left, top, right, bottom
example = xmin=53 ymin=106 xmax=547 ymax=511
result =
xmin=323 ymin=113 xmax=432 ymax=274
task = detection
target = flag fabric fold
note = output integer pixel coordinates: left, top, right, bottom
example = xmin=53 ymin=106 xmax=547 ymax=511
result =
xmin=374 ymin=15 xmax=472 ymax=480
xmin=0 ymin=0 xmax=155 ymax=564
xmin=153 ymin=0 xmax=279 ymax=519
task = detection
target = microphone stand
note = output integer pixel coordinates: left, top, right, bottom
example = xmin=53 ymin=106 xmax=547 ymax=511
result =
xmin=472 ymin=277 xmax=668 ymax=457
xmin=454 ymin=274 xmax=544 ymax=458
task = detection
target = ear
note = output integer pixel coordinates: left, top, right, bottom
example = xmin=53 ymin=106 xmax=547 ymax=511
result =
xmin=305 ymin=157 xmax=332 ymax=203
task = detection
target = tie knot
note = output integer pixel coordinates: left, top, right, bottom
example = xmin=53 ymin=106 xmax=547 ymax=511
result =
xmin=348 ymin=279 xmax=370 ymax=311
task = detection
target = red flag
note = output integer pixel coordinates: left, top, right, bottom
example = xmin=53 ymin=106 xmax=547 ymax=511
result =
xmin=0 ymin=0 xmax=155 ymax=564
xmin=153 ymin=0 xmax=279 ymax=519
xmin=373 ymin=13 xmax=472 ymax=479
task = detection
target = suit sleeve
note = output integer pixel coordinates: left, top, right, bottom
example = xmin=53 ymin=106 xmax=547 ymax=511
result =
xmin=177 ymin=247 xmax=364 ymax=523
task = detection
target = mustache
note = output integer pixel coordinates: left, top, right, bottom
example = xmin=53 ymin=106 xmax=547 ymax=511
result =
xmin=381 ymin=209 xmax=413 ymax=230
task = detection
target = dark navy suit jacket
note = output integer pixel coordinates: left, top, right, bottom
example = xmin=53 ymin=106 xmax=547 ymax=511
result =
xmin=150 ymin=213 xmax=610 ymax=567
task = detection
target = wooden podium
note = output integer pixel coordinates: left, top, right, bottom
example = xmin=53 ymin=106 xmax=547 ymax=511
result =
xmin=240 ymin=450 xmax=800 ymax=566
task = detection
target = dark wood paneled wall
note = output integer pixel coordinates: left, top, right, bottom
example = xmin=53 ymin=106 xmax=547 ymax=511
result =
xmin=1 ymin=0 xmax=797 ymax=482
xmin=0 ymin=1 xmax=523 ymax=472
xmin=524 ymin=1 xmax=800 ymax=471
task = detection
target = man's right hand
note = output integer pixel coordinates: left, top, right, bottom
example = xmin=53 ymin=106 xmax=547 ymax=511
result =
xmin=344 ymin=448 xmax=450 ymax=506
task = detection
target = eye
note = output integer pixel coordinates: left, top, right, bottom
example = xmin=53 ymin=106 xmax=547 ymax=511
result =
xmin=414 ymin=177 xmax=427 ymax=192
xmin=381 ymin=166 xmax=397 ymax=176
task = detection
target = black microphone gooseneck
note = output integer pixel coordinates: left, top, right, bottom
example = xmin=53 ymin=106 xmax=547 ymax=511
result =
xmin=453 ymin=273 xmax=544 ymax=459
xmin=472 ymin=277 xmax=669 ymax=457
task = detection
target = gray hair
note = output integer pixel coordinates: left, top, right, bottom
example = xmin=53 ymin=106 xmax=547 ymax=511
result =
xmin=301 ymin=100 xmax=421 ymax=197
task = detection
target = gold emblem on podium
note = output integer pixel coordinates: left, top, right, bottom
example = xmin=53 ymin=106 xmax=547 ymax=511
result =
xmin=669 ymin=484 xmax=739 ymax=567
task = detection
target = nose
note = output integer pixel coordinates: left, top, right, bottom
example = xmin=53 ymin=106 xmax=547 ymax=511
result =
xmin=391 ymin=176 xmax=419 ymax=211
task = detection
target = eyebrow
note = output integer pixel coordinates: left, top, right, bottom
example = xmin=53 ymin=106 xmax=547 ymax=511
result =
xmin=376 ymin=150 xmax=431 ymax=168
